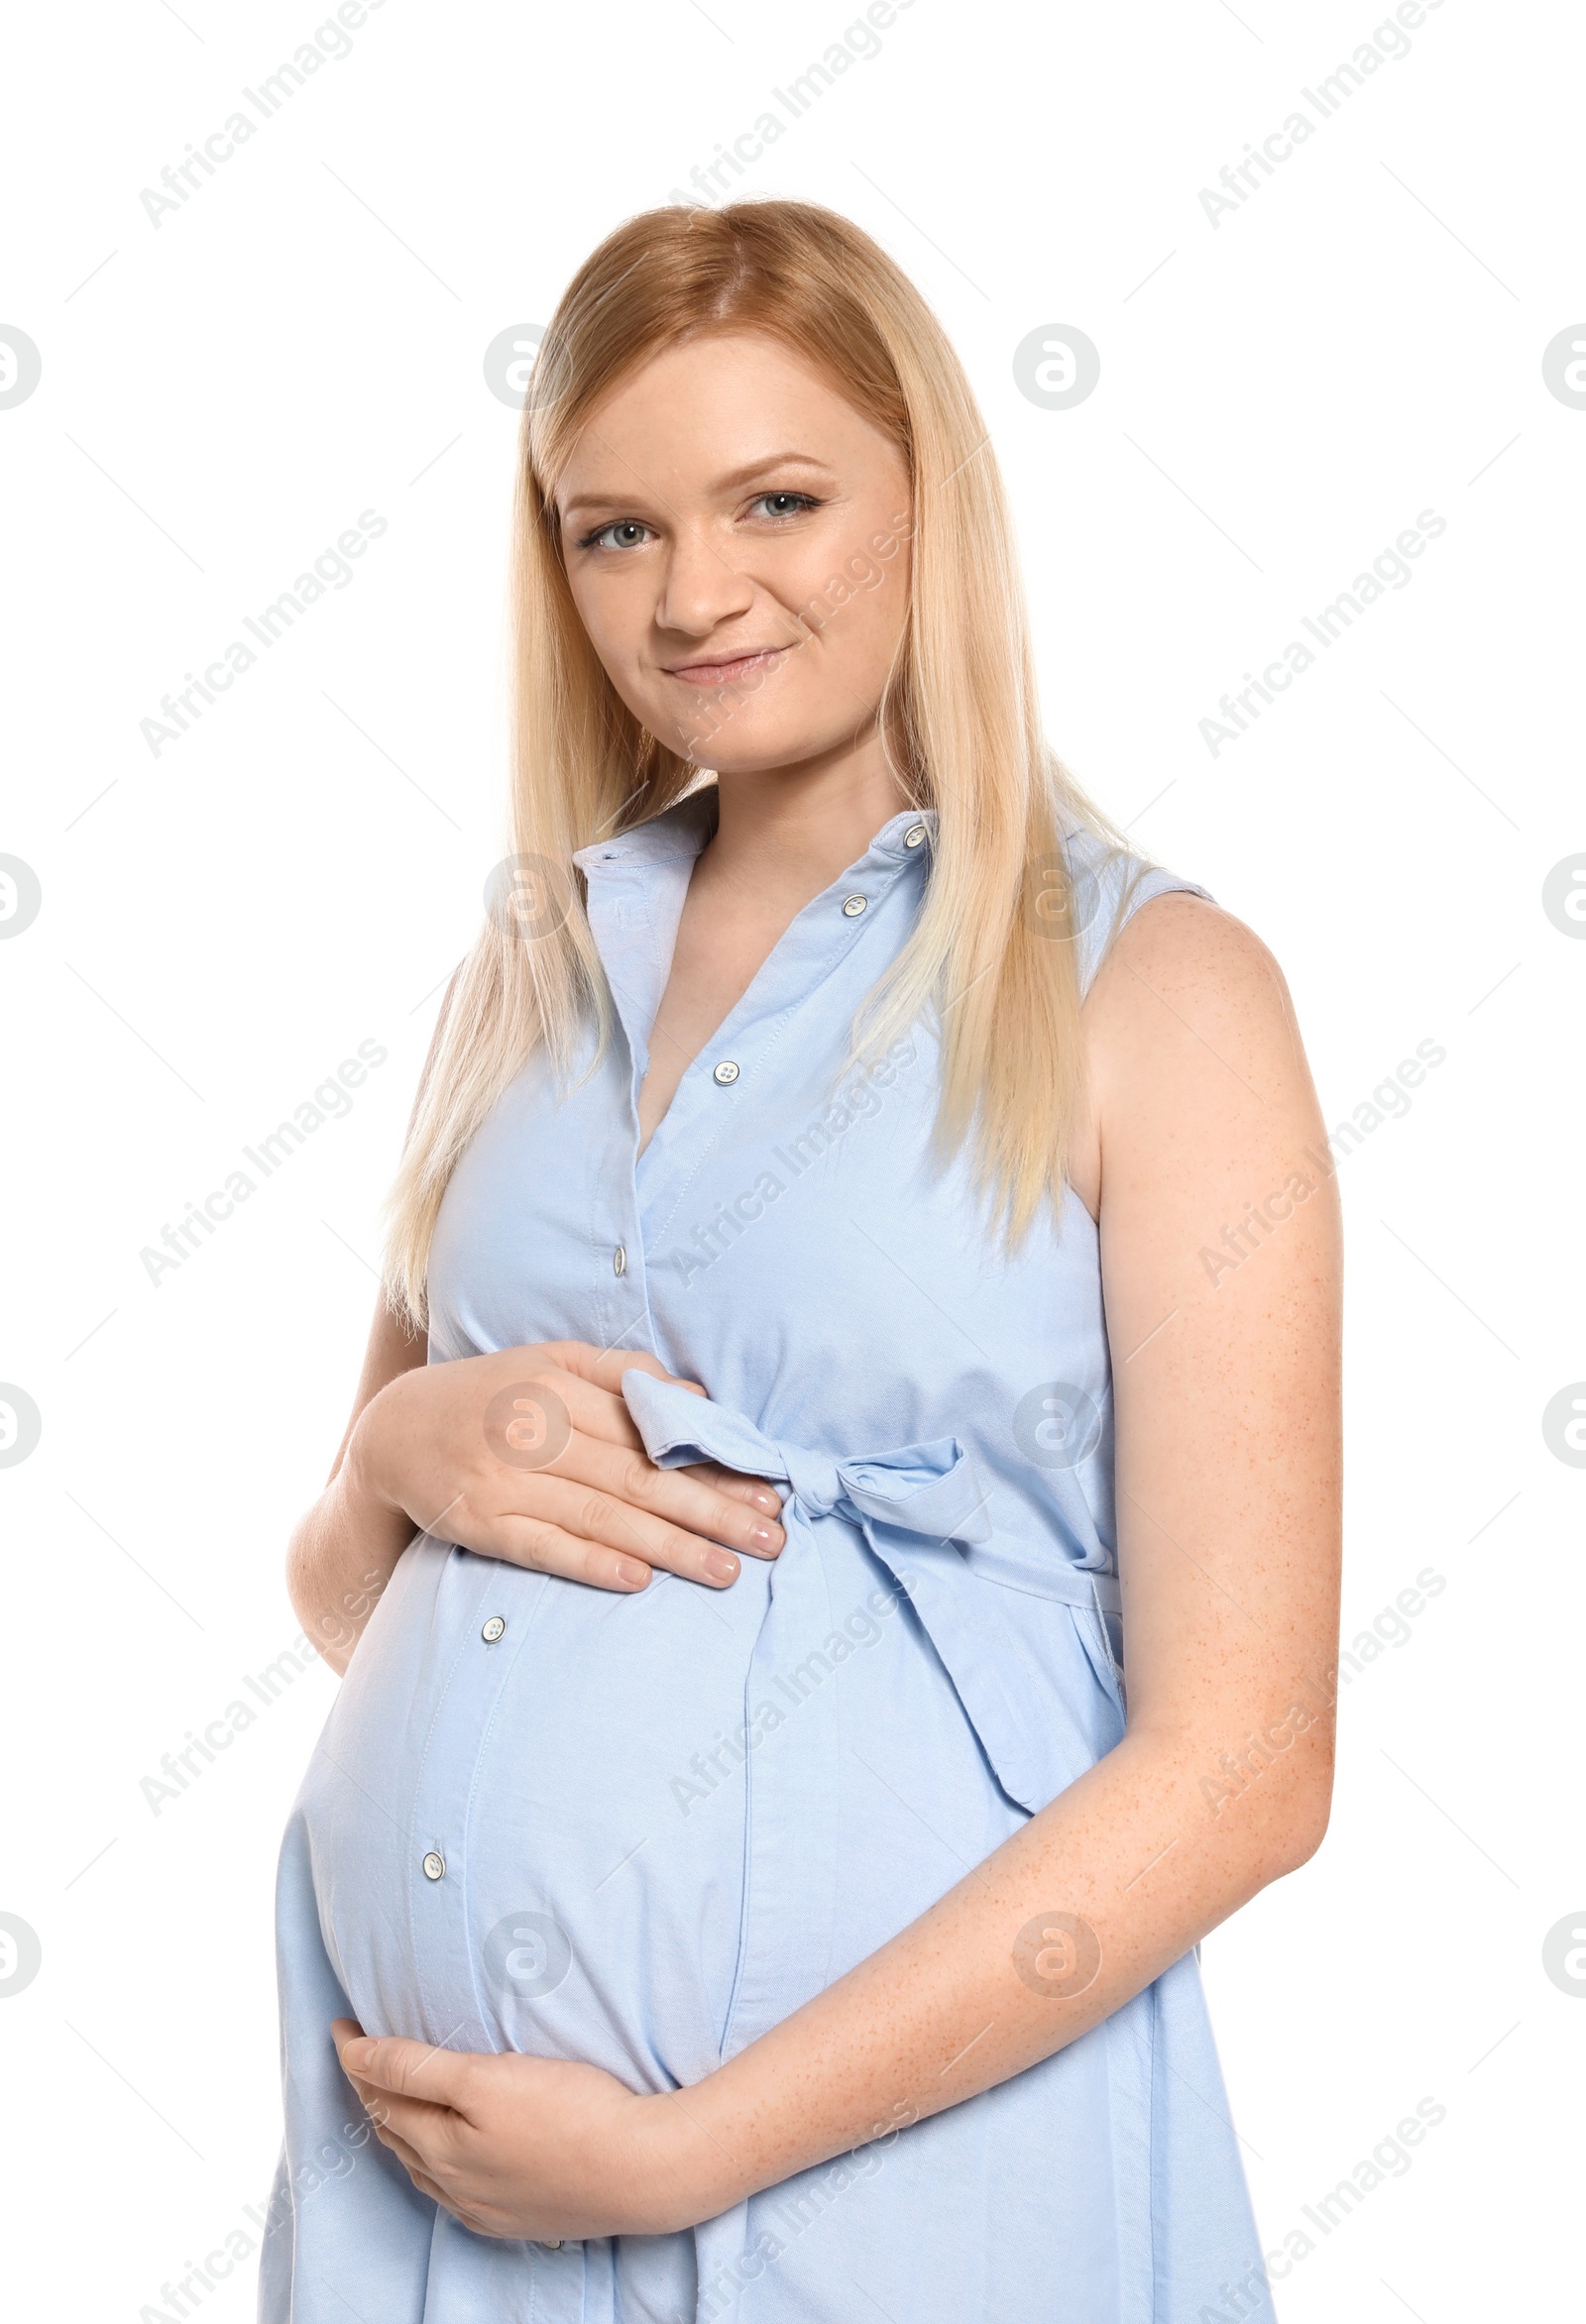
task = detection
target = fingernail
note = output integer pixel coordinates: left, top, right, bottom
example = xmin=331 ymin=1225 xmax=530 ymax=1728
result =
xmin=747 ymin=1522 xmax=781 ymax=1552
xmin=705 ymin=1549 xmax=738 ymax=1583
xmin=748 ymin=1487 xmax=781 ymax=1512
xmin=618 ymin=1557 xmax=649 ymax=1587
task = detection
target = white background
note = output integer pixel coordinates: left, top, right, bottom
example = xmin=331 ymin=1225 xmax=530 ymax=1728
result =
xmin=1 ymin=0 xmax=1580 ymax=2316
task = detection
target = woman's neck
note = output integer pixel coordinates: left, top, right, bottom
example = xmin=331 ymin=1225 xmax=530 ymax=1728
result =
xmin=699 ymin=736 xmax=910 ymax=917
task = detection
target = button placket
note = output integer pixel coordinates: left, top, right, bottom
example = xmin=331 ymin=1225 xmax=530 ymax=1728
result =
xmin=616 ymin=800 xmax=937 ymax=1229
xmin=400 ymin=1560 xmax=547 ymax=2052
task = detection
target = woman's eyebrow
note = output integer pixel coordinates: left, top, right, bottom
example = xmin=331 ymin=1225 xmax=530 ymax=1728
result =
xmin=559 ymin=452 xmax=836 ymax=521
xmin=710 ymin=451 xmax=837 ymax=490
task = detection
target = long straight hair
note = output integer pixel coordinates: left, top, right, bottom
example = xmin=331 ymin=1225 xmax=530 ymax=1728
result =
xmin=384 ymin=198 xmax=1136 ymax=1325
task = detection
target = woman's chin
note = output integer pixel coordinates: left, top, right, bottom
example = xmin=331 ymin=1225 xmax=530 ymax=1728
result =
xmin=687 ymin=733 xmax=863 ymax=783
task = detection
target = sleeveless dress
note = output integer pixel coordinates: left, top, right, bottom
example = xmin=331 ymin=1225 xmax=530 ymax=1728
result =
xmin=262 ymin=789 xmax=1270 ymax=2324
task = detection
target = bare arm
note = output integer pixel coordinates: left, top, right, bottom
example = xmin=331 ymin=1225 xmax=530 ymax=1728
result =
xmin=286 ymin=979 xmax=451 ymax=1671
xmin=284 ymin=1293 xmax=426 ymax=1674
xmin=334 ymin=893 xmax=1344 ymax=2241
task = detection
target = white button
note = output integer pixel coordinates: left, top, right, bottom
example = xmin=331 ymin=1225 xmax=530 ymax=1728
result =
xmin=482 ymin=1615 xmax=506 ymax=1643
xmin=842 ymin=894 xmax=867 ymax=917
xmin=904 ymin=823 xmax=927 ymax=848
xmin=542 ymin=2240 xmax=563 ymax=2249
xmin=613 ymin=1244 xmax=626 ymax=1275
xmin=713 ymin=1060 xmax=739 ymax=1085
xmin=421 ymin=1851 xmax=445 ymax=1881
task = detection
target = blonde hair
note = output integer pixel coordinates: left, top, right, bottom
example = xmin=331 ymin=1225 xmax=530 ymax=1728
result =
xmin=384 ymin=197 xmax=1134 ymax=1325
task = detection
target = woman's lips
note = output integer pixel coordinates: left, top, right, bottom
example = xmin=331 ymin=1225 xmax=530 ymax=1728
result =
xmin=664 ymin=647 xmax=784 ymax=688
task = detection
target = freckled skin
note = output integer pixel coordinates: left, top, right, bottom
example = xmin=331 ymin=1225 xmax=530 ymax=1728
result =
xmin=320 ymin=338 xmax=1342 ymax=2242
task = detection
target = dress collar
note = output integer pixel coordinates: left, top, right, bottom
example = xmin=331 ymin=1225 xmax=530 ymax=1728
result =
xmin=572 ymin=786 xmax=938 ymax=883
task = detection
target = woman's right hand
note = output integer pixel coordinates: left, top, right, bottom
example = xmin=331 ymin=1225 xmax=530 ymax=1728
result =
xmin=346 ymin=1340 xmax=785 ymax=1594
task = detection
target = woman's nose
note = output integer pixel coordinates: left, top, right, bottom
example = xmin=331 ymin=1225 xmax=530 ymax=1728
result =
xmin=654 ymin=519 xmax=757 ymax=639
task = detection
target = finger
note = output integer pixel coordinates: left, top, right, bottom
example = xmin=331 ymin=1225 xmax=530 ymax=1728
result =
xmin=540 ymin=1346 xmax=731 ymax=1451
xmin=530 ymin=1386 xmax=784 ymax=1525
xmin=404 ymin=2162 xmax=475 ymax=2227
xmin=516 ymin=1360 xmax=716 ymax=1472
xmin=350 ymin=2079 xmax=456 ymax=2155
xmin=337 ymin=2030 xmax=472 ymax=2107
xmin=499 ymin=1362 xmax=647 ymax=1456
xmin=686 ymin=1461 xmax=790 ymax=1523
xmin=479 ymin=1348 xmax=667 ymax=1466
xmin=512 ymin=1359 xmax=780 ymax=1522
xmin=544 ymin=1343 xmax=702 ymax=1403
xmin=368 ymin=2111 xmax=438 ymax=2177
xmin=487 ymin=1510 xmax=654 ymax=1593
xmin=377 ymin=2126 xmax=486 ymax=2232
xmin=496 ymin=1475 xmax=754 ymax=1589
xmin=545 ymin=1440 xmax=785 ymax=1560
xmin=538 ymin=1344 xmax=692 ymax=1426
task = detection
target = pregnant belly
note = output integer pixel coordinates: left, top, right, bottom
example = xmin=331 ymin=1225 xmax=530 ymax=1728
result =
xmin=297 ymin=1521 xmax=1046 ymax=2096
xmin=298 ymin=1532 xmax=777 ymax=2091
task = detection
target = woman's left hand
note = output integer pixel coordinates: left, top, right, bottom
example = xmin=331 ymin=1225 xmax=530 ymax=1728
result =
xmin=332 ymin=2019 xmax=712 ymax=2241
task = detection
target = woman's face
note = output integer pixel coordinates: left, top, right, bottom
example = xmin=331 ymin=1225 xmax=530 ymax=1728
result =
xmin=553 ymin=330 xmax=913 ymax=776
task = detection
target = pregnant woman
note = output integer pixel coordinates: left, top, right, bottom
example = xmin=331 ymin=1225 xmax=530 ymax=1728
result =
xmin=265 ymin=199 xmax=1341 ymax=2323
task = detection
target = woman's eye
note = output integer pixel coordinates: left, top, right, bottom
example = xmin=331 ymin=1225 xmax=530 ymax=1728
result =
xmin=581 ymin=519 xmax=651 ymax=551
xmin=749 ymin=492 xmax=818 ymax=520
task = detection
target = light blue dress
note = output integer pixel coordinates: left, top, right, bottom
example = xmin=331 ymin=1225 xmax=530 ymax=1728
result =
xmin=263 ymin=791 xmax=1269 ymax=2323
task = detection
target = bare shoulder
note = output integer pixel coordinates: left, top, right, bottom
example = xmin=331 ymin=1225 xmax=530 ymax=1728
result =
xmin=1086 ymin=890 xmax=1307 ymax=1106
xmin=1090 ymin=888 xmax=1297 ymax=1039
xmin=1073 ymin=889 xmax=1328 ymax=1222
